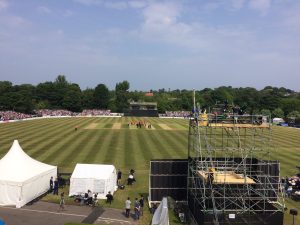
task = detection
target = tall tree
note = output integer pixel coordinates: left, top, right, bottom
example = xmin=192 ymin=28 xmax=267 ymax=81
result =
xmin=54 ymin=75 xmax=69 ymax=107
xmin=82 ymin=89 xmax=95 ymax=109
xmin=62 ymin=84 xmax=82 ymax=112
xmin=272 ymin=108 xmax=284 ymax=118
xmin=115 ymin=81 xmax=130 ymax=112
xmin=93 ymin=84 xmax=109 ymax=109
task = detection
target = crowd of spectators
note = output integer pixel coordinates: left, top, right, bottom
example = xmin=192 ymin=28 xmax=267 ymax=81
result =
xmin=0 ymin=111 xmax=34 ymax=121
xmin=1 ymin=109 xmax=115 ymax=121
xmin=160 ymin=111 xmax=191 ymax=118
xmin=282 ymin=174 xmax=300 ymax=201
xmin=80 ymin=109 xmax=111 ymax=116
xmin=34 ymin=109 xmax=76 ymax=117
xmin=1 ymin=109 xmax=191 ymax=120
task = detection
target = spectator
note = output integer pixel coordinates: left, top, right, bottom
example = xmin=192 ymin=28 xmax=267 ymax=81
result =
xmin=159 ymin=111 xmax=191 ymax=118
xmin=106 ymin=191 xmax=113 ymax=204
xmin=49 ymin=176 xmax=53 ymax=193
xmin=125 ymin=197 xmax=131 ymax=218
xmin=87 ymin=190 xmax=93 ymax=205
xmin=139 ymin=195 xmax=144 ymax=216
xmin=127 ymin=173 xmax=134 ymax=185
xmin=53 ymin=178 xmax=59 ymax=195
xmin=59 ymin=192 xmax=65 ymax=211
xmin=117 ymin=170 xmax=122 ymax=185
xmin=134 ymin=198 xmax=141 ymax=220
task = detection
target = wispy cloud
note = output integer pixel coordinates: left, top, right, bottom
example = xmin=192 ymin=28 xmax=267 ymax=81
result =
xmin=280 ymin=3 xmax=300 ymax=32
xmin=37 ymin=6 xmax=52 ymax=14
xmin=0 ymin=0 xmax=8 ymax=11
xmin=0 ymin=15 xmax=31 ymax=28
xmin=230 ymin=0 xmax=246 ymax=10
xmin=138 ymin=2 xmax=255 ymax=52
xmin=73 ymin=0 xmax=103 ymax=6
xmin=128 ymin=0 xmax=147 ymax=9
xmin=104 ymin=1 xmax=127 ymax=10
xmin=63 ymin=9 xmax=74 ymax=17
xmin=248 ymin=0 xmax=272 ymax=15
xmin=74 ymin=0 xmax=148 ymax=10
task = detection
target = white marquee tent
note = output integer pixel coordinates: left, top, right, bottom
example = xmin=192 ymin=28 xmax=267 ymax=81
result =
xmin=69 ymin=163 xmax=117 ymax=199
xmin=0 ymin=140 xmax=57 ymax=208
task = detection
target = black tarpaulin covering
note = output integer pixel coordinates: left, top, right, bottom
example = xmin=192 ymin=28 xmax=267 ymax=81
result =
xmin=150 ymin=159 xmax=188 ymax=201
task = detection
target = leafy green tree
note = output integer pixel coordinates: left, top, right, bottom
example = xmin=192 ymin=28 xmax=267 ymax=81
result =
xmin=62 ymin=84 xmax=82 ymax=112
xmin=36 ymin=82 xmax=57 ymax=108
xmin=36 ymin=101 xmax=50 ymax=110
xmin=234 ymin=87 xmax=259 ymax=114
xmin=261 ymin=109 xmax=271 ymax=116
xmin=54 ymin=75 xmax=69 ymax=107
xmin=93 ymin=84 xmax=109 ymax=109
xmin=0 ymin=81 xmax=12 ymax=95
xmin=280 ymin=98 xmax=300 ymax=116
xmin=82 ymin=89 xmax=95 ymax=109
xmin=211 ymin=87 xmax=233 ymax=104
xmin=287 ymin=111 xmax=300 ymax=118
xmin=115 ymin=81 xmax=130 ymax=112
xmin=272 ymin=108 xmax=284 ymax=118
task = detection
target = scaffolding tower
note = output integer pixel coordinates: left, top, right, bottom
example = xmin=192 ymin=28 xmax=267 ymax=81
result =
xmin=187 ymin=113 xmax=285 ymax=225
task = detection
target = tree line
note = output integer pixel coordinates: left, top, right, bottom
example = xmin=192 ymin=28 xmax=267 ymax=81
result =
xmin=0 ymin=75 xmax=299 ymax=118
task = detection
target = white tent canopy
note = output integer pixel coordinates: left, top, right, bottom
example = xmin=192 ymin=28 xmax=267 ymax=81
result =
xmin=0 ymin=140 xmax=57 ymax=208
xmin=69 ymin=163 xmax=117 ymax=199
xmin=273 ymin=118 xmax=284 ymax=124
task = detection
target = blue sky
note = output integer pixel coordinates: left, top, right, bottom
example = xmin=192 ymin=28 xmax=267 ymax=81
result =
xmin=0 ymin=0 xmax=299 ymax=91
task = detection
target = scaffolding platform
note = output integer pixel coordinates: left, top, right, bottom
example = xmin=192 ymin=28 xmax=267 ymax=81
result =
xmin=207 ymin=123 xmax=269 ymax=128
xmin=197 ymin=170 xmax=256 ymax=184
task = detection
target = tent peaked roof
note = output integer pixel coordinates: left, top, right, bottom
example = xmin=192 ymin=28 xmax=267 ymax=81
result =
xmin=71 ymin=163 xmax=116 ymax=179
xmin=0 ymin=140 xmax=56 ymax=183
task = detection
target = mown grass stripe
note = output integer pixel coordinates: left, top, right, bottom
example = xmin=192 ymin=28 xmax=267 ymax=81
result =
xmin=37 ymin=118 xmax=93 ymax=163
xmin=156 ymin=130 xmax=185 ymax=158
xmin=136 ymin=130 xmax=155 ymax=169
xmin=146 ymin=130 xmax=173 ymax=159
xmin=80 ymin=129 xmax=112 ymax=165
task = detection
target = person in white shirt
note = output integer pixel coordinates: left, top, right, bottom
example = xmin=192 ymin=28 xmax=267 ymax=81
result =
xmin=125 ymin=197 xmax=131 ymax=218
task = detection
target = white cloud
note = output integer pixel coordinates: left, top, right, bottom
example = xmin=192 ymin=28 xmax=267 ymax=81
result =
xmin=143 ymin=2 xmax=181 ymax=27
xmin=202 ymin=2 xmax=220 ymax=11
xmin=0 ymin=15 xmax=30 ymax=28
xmin=248 ymin=0 xmax=272 ymax=15
xmin=138 ymin=2 xmax=255 ymax=52
xmin=128 ymin=0 xmax=147 ymax=9
xmin=37 ymin=6 xmax=52 ymax=14
xmin=63 ymin=9 xmax=74 ymax=17
xmin=104 ymin=1 xmax=127 ymax=10
xmin=0 ymin=0 xmax=8 ymax=11
xmin=74 ymin=0 xmax=149 ymax=10
xmin=230 ymin=0 xmax=246 ymax=10
xmin=73 ymin=0 xmax=103 ymax=6
xmin=280 ymin=4 xmax=300 ymax=32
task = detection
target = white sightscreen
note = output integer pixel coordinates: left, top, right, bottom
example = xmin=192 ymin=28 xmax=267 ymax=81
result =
xmin=152 ymin=197 xmax=169 ymax=225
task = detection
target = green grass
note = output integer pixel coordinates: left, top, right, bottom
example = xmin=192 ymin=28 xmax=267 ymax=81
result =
xmin=0 ymin=117 xmax=299 ymax=225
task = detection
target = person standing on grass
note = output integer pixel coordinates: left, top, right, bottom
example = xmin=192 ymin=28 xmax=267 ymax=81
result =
xmin=125 ymin=197 xmax=131 ymax=218
xmin=59 ymin=192 xmax=65 ymax=211
xmin=106 ymin=191 xmax=113 ymax=204
xmin=134 ymin=198 xmax=141 ymax=220
xmin=139 ymin=195 xmax=144 ymax=216
xmin=49 ymin=176 xmax=53 ymax=193
xmin=117 ymin=170 xmax=122 ymax=185
xmin=53 ymin=178 xmax=59 ymax=195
